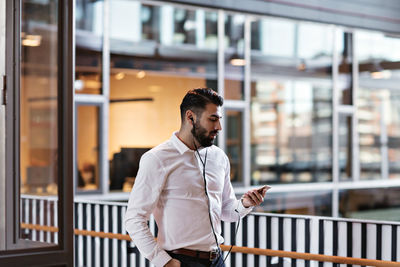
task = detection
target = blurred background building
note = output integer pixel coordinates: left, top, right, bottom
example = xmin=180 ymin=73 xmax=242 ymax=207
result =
xmin=18 ymin=0 xmax=400 ymax=219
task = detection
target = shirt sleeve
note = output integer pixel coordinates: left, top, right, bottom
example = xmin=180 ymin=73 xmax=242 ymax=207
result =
xmin=124 ymin=152 xmax=172 ymax=267
xmin=220 ymin=154 xmax=253 ymax=222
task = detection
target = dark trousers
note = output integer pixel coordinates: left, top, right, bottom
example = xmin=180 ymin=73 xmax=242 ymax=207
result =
xmin=167 ymin=252 xmax=225 ymax=267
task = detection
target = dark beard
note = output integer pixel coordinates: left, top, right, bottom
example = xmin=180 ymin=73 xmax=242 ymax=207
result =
xmin=191 ymin=121 xmax=217 ymax=148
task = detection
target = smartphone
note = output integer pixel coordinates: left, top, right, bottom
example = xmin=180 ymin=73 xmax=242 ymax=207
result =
xmin=257 ymin=185 xmax=271 ymax=193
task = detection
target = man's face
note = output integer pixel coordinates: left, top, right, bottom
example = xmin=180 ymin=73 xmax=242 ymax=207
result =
xmin=191 ymin=103 xmax=222 ymax=147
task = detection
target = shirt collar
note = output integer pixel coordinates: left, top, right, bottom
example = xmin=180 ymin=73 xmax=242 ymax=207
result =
xmin=171 ymin=132 xmax=192 ymax=155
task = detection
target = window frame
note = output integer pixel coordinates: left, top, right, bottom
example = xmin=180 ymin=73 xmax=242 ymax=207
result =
xmin=0 ymin=0 xmax=73 ymax=265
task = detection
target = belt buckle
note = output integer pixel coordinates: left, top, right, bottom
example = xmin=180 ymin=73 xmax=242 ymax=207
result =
xmin=210 ymin=250 xmax=218 ymax=261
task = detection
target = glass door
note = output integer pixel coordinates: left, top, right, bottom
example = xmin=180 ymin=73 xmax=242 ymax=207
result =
xmin=0 ymin=0 xmax=73 ymax=265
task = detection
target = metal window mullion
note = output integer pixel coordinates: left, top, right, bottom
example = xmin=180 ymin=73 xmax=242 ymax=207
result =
xmin=332 ymin=26 xmax=339 ymax=218
xmin=102 ymin=0 xmax=110 ymax=195
xmin=243 ymin=16 xmax=251 ymax=187
xmin=352 ymin=31 xmax=360 ymax=182
xmin=75 ymin=94 xmax=106 ymax=104
xmin=224 ymin=100 xmax=247 ymax=109
xmin=160 ymin=5 xmax=174 ymax=45
xmin=0 ymin=0 xmax=5 ymax=251
xmin=217 ymin=9 xmax=226 ymax=152
xmin=196 ymin=10 xmax=205 ymax=48
xmin=380 ymin=98 xmax=389 ymax=180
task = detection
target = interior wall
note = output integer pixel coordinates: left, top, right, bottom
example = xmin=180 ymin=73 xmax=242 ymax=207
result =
xmin=108 ymin=72 xmax=206 ymax=159
xmin=77 ymin=105 xmax=98 ymax=171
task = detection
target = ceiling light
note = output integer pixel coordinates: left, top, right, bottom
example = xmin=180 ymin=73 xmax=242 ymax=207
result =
xmin=74 ymin=80 xmax=84 ymax=91
xmin=22 ymin=34 xmax=42 ymax=47
xmin=115 ymin=72 xmax=125 ymax=80
xmin=230 ymin=58 xmax=246 ymax=66
xmin=371 ymin=70 xmax=391 ymax=79
xmin=136 ymin=71 xmax=146 ymax=79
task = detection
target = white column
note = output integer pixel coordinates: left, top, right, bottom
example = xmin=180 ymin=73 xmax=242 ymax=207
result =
xmin=160 ymin=6 xmax=174 ymax=45
xmin=196 ymin=10 xmax=205 ymax=48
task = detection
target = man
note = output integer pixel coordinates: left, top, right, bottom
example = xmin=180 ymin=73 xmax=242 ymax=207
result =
xmin=125 ymin=88 xmax=268 ymax=267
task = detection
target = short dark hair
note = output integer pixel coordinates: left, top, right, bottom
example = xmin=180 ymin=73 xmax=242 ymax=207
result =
xmin=180 ymin=88 xmax=223 ymax=122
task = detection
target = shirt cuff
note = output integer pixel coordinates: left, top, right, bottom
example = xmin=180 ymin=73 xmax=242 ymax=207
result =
xmin=152 ymin=250 xmax=172 ymax=267
xmin=236 ymin=199 xmax=253 ymax=217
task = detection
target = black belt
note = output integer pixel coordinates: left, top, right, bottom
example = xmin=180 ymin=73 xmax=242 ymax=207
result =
xmin=169 ymin=248 xmax=220 ymax=261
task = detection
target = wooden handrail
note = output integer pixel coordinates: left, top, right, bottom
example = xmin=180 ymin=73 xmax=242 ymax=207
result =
xmin=21 ymin=223 xmax=399 ymax=267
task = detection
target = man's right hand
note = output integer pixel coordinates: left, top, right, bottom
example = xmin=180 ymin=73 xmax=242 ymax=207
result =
xmin=165 ymin=258 xmax=180 ymax=267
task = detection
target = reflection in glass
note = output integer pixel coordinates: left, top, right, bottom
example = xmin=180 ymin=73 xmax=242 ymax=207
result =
xmin=109 ymin=2 xmax=160 ymax=54
xmin=76 ymin=0 xmax=103 ymax=33
xmin=75 ymin=49 xmax=102 ymax=95
xmin=77 ymin=106 xmax=100 ymax=191
xmin=224 ymin=14 xmax=245 ymax=100
xmin=250 ymin=18 xmax=333 ymax=185
xmin=339 ymin=114 xmax=352 ymax=180
xmin=251 ymin=18 xmax=295 ymax=57
xmin=226 ymin=110 xmax=243 ymax=183
xmin=173 ymin=8 xmax=196 ymax=45
xmin=340 ymin=187 xmax=400 ymax=221
xmin=75 ymin=0 xmax=103 ymax=95
xmin=142 ymin=4 xmax=160 ymax=42
xmin=356 ymin=31 xmax=400 ymax=180
xmin=254 ymin=191 xmax=332 ymax=216
xmin=251 ymin=80 xmax=332 ymax=184
xmin=20 ymin=0 xmax=59 ymax=245
xmin=358 ymin=89 xmax=382 ymax=179
xmin=387 ymin=92 xmax=400 ymax=179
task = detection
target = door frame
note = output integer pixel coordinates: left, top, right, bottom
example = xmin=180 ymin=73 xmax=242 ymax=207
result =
xmin=0 ymin=0 xmax=74 ymax=265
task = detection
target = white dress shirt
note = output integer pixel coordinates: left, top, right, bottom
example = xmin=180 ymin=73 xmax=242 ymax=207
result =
xmin=124 ymin=132 xmax=252 ymax=267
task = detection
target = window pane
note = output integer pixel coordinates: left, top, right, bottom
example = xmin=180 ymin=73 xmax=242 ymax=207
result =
xmin=20 ymin=0 xmax=59 ymax=245
xmin=340 ymin=187 xmax=400 ymax=221
xmin=77 ymin=105 xmax=100 ymax=191
xmin=356 ymin=31 xmax=400 ymax=180
xmin=226 ymin=110 xmax=243 ymax=183
xmin=110 ymin=2 xmax=159 ymax=54
xmin=224 ymin=14 xmax=245 ymax=100
xmin=75 ymin=0 xmax=103 ymax=95
xmin=250 ymin=18 xmax=333 ymax=185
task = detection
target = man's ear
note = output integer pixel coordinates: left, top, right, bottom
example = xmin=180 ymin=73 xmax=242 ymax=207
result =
xmin=185 ymin=110 xmax=196 ymax=125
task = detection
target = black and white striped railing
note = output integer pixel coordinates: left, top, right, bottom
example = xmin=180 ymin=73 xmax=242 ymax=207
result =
xmin=21 ymin=194 xmax=58 ymax=244
xmin=21 ymin=195 xmax=400 ymax=266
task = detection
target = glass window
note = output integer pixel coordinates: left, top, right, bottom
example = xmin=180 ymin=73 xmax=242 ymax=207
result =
xmin=224 ymin=14 xmax=245 ymax=100
xmin=340 ymin=187 xmax=400 ymax=221
xmin=356 ymin=31 xmax=400 ymax=180
xmin=250 ymin=19 xmax=333 ymax=185
xmin=226 ymin=110 xmax=243 ymax=184
xmin=142 ymin=4 xmax=160 ymax=42
xmin=172 ymin=7 xmax=196 ymax=45
xmin=255 ymin=191 xmax=332 ymax=216
xmin=20 ymin=0 xmax=59 ymax=245
xmin=76 ymin=105 xmax=100 ymax=191
xmin=108 ymin=3 xmax=218 ymax=191
xmin=251 ymin=17 xmax=295 ymax=57
xmin=357 ymin=89 xmax=382 ymax=180
xmin=75 ymin=0 xmax=103 ymax=95
xmin=109 ymin=1 xmax=159 ymax=55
